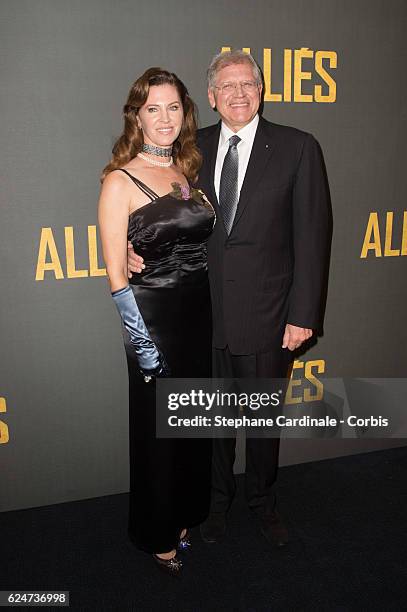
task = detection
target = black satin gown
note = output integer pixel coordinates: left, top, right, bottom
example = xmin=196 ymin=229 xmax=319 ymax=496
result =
xmin=119 ymin=169 xmax=215 ymax=554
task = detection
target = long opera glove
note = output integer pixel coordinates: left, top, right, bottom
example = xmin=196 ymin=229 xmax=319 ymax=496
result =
xmin=111 ymin=285 xmax=169 ymax=381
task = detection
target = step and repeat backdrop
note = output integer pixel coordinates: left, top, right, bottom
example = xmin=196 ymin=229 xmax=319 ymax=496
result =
xmin=1 ymin=0 xmax=406 ymax=511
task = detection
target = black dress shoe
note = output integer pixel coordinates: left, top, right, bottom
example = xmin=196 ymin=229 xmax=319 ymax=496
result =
xmin=258 ymin=511 xmax=289 ymax=547
xmin=152 ymin=553 xmax=183 ymax=576
xmin=200 ymin=513 xmax=226 ymax=543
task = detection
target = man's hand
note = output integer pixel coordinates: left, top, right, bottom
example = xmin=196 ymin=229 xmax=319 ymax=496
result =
xmin=127 ymin=241 xmax=145 ymax=278
xmin=282 ymin=324 xmax=313 ymax=351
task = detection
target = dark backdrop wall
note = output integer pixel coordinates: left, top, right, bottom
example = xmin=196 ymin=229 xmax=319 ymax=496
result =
xmin=1 ymin=0 xmax=406 ymax=512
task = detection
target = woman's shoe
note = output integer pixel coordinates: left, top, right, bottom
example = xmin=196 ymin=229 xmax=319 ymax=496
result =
xmin=178 ymin=529 xmax=192 ymax=552
xmin=152 ymin=552 xmax=183 ymax=576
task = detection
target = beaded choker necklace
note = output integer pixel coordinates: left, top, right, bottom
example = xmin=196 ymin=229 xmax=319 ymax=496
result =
xmin=137 ymin=153 xmax=173 ymax=167
xmin=141 ymin=143 xmax=173 ymax=158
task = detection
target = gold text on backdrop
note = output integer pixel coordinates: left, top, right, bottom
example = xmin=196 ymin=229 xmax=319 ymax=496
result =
xmin=0 ymin=398 xmax=9 ymax=444
xmin=35 ymin=226 xmax=106 ymax=280
xmin=221 ymin=47 xmax=337 ymax=103
xmin=360 ymin=211 xmax=407 ymax=258
xmin=286 ymin=359 xmax=325 ymax=404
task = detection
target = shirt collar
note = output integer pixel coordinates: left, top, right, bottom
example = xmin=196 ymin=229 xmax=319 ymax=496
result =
xmin=220 ymin=113 xmax=259 ymax=147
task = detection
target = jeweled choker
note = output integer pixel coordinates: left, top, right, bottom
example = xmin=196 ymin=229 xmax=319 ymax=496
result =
xmin=141 ymin=143 xmax=172 ymax=157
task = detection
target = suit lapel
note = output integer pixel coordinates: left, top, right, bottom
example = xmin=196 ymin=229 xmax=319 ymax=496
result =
xmin=230 ymin=118 xmax=276 ymax=233
xmin=206 ymin=122 xmax=221 ymax=210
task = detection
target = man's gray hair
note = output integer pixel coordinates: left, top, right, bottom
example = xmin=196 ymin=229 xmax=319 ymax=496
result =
xmin=207 ymin=50 xmax=262 ymax=90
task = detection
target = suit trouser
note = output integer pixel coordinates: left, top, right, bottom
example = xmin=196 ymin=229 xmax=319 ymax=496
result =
xmin=210 ymin=345 xmax=293 ymax=517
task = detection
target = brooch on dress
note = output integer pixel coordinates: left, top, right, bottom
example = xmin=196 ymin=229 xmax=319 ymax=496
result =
xmin=170 ymin=182 xmax=214 ymax=213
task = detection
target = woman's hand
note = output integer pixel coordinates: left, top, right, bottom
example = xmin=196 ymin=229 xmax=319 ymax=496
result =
xmin=111 ymin=285 xmax=170 ymax=380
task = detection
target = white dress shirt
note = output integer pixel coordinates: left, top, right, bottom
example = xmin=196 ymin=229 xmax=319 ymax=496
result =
xmin=214 ymin=113 xmax=259 ymax=202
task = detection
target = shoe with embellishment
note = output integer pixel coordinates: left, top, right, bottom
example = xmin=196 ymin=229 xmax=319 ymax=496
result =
xmin=178 ymin=529 xmax=192 ymax=552
xmin=152 ymin=552 xmax=183 ymax=576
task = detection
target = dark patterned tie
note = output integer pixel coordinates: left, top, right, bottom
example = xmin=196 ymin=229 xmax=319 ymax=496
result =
xmin=219 ymin=135 xmax=241 ymax=234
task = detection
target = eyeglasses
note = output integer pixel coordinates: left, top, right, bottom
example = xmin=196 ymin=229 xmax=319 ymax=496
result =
xmin=214 ymin=80 xmax=259 ymax=95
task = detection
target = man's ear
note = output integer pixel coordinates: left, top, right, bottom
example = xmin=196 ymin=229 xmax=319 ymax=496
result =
xmin=208 ymin=87 xmax=216 ymax=110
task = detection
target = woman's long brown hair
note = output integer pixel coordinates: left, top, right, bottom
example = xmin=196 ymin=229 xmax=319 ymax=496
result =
xmin=101 ymin=67 xmax=201 ymax=183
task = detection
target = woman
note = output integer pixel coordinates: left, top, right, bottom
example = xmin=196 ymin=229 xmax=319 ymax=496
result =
xmin=98 ymin=68 xmax=215 ymax=575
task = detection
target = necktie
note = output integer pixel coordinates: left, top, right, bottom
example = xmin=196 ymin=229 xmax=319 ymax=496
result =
xmin=219 ymin=135 xmax=241 ymax=234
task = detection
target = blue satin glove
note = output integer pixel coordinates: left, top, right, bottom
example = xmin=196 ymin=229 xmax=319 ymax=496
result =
xmin=111 ymin=285 xmax=169 ymax=381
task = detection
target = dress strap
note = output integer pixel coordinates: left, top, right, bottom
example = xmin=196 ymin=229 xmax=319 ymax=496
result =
xmin=118 ymin=169 xmax=159 ymax=202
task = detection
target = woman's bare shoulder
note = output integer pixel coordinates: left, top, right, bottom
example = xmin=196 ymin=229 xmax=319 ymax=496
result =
xmin=102 ymin=168 xmax=132 ymax=191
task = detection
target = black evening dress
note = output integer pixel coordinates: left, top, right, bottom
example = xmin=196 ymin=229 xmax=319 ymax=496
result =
xmin=119 ymin=169 xmax=215 ymax=554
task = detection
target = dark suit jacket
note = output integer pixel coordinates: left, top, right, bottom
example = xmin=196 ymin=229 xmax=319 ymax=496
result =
xmin=197 ymin=116 xmax=332 ymax=355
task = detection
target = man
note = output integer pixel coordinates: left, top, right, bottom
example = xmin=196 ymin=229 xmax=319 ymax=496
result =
xmin=128 ymin=50 xmax=331 ymax=546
